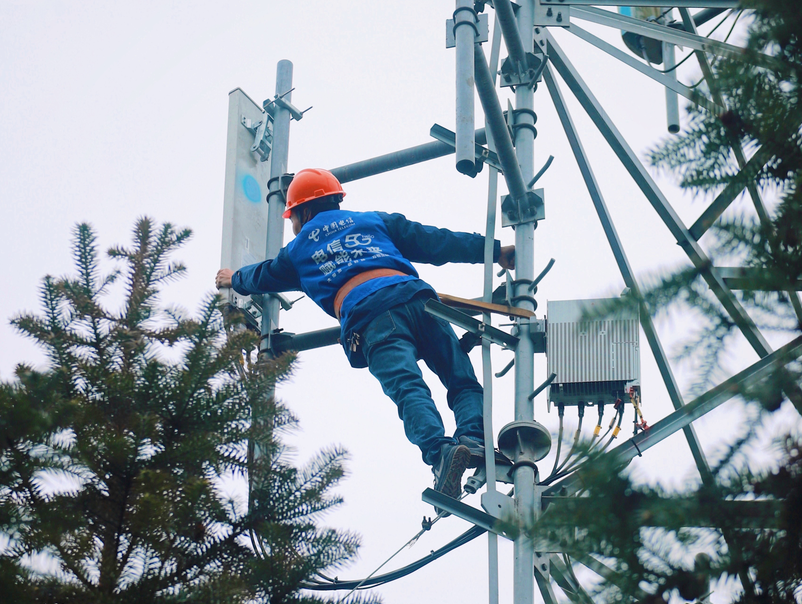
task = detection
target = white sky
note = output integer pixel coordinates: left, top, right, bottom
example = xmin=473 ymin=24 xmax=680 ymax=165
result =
xmin=1 ymin=2 xmax=795 ymax=603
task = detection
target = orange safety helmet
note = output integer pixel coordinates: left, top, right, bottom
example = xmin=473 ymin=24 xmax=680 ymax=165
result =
xmin=282 ymin=168 xmax=346 ymax=218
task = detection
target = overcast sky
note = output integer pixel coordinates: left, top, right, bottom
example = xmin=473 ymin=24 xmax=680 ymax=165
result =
xmin=1 ymin=2 xmax=791 ymax=602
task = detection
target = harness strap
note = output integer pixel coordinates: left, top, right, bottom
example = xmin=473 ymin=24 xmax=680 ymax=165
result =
xmin=333 ymin=268 xmax=408 ymax=319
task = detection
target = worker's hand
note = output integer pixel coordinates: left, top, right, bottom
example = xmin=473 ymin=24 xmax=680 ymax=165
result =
xmin=216 ymin=268 xmax=234 ymax=289
xmin=498 ymin=246 xmax=515 ymax=270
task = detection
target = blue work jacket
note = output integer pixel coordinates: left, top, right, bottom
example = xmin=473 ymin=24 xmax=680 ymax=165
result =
xmin=232 ymin=209 xmax=500 ymax=366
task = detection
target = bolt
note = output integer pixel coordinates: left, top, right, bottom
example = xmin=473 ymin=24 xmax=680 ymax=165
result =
xmin=546 ymin=7 xmax=552 ymax=16
xmin=556 ymin=12 xmax=563 ymax=22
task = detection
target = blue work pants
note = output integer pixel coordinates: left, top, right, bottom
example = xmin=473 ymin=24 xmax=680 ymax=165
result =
xmin=362 ymin=293 xmax=484 ymax=466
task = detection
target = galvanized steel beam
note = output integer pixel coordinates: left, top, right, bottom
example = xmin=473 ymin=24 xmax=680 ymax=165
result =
xmin=664 ymin=41 xmax=681 ymax=133
xmin=543 ymin=497 xmax=785 ymax=529
xmin=575 ymin=554 xmax=650 ymax=600
xmin=512 ymin=7 xmax=540 ymax=604
xmin=330 ymin=129 xmax=487 ymax=183
xmin=717 ymin=267 xmax=802 ymax=291
xmin=566 ymin=24 xmax=719 ymax=113
xmin=548 ymin=556 xmax=595 ymax=604
xmin=262 ymin=61 xmax=293 ymax=351
xmin=571 ymin=6 xmax=771 ymax=67
xmin=455 ymin=0 xmax=478 ymax=176
xmin=688 ymin=146 xmax=772 ymax=240
xmin=493 ymin=0 xmax=527 ymax=67
xmin=269 ymin=326 xmax=341 ymax=355
xmin=545 ymin=32 xmax=779 ymax=363
xmin=677 ymin=8 xmax=771 ymax=229
xmin=473 ymin=43 xmax=529 ymax=202
xmin=482 ymin=18 xmax=503 ymax=604
xmin=542 ymin=63 xmax=715 ymax=483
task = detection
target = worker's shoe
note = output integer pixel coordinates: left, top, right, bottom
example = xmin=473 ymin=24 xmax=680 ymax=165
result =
xmin=458 ymin=436 xmax=486 ymax=468
xmin=459 ymin=436 xmax=513 ymax=467
xmin=432 ymin=442 xmax=471 ymax=513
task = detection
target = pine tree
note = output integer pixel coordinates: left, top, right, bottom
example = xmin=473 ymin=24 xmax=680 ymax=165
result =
xmin=0 ymin=218 xmax=375 ymax=604
xmin=515 ymin=3 xmax=802 ymax=602
xmin=647 ymin=0 xmax=802 ymax=390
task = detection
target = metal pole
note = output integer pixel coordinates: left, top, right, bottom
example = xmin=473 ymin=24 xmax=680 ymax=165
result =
xmin=482 ymin=172 xmax=500 ymax=604
xmin=512 ymin=5 xmax=537 ymax=604
xmin=262 ymin=60 xmax=293 ymax=351
xmin=455 ymin=0 xmax=477 ymax=176
xmin=663 ymin=41 xmax=680 ymax=133
xmin=494 ymin=0 xmax=527 ymax=67
xmin=473 ymin=44 xmax=528 ymax=201
xmin=251 ymin=59 xmax=293 ymax=558
xmin=330 ymin=129 xmax=487 ymax=184
xmin=482 ymin=17 xmax=503 ymax=604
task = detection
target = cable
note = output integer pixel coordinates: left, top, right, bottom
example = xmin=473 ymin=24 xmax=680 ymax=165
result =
xmin=302 ymin=525 xmax=486 ymax=591
xmin=553 ymin=402 xmax=584 ymax=476
xmin=590 ymin=402 xmax=604 ymax=446
xmin=538 ymin=398 xmax=628 ymax=487
xmin=304 ymin=484 xmax=517 ymax=592
xmin=630 ymin=388 xmax=648 ymax=435
xmin=720 ymin=9 xmax=744 ymax=44
xmin=304 ymin=489 xmax=476 ymax=593
xmin=590 ymin=398 xmax=620 ymax=451
xmin=554 ymin=402 xmax=605 ymax=478
xmin=332 ymin=504 xmax=459 ymax=598
xmin=656 ymin=10 xmax=739 ymax=75
xmin=597 ymin=398 xmax=625 ymax=454
xmin=673 ymin=9 xmax=747 ymax=95
xmin=546 ymin=404 xmax=565 ymax=480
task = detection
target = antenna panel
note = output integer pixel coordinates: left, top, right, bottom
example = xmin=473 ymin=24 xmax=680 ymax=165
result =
xmin=220 ymin=88 xmax=271 ymax=315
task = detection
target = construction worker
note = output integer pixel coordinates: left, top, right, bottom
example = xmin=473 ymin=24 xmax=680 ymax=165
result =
xmin=216 ymin=168 xmax=515 ymax=503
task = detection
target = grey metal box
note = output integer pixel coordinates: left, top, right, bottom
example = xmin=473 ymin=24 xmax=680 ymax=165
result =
xmin=546 ymin=298 xmax=640 ymax=406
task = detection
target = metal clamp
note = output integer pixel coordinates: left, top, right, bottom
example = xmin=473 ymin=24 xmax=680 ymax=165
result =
xmin=453 ymin=6 xmax=480 ymax=37
xmin=510 ymin=294 xmax=538 ymax=309
xmin=511 ymin=122 xmax=538 ymax=139
xmin=263 ymin=88 xmax=312 ymax=122
xmin=241 ymin=114 xmax=274 ymax=163
xmin=266 ymin=173 xmax=294 ymax=205
xmin=274 ymin=96 xmax=309 ymax=121
xmin=501 ymin=189 xmax=545 ymax=227
xmin=510 ymin=107 xmax=539 ymax=141
xmin=529 ymin=318 xmax=547 ymax=354
xmin=445 ymin=11 xmax=489 ymax=47
xmin=499 ymin=52 xmax=547 ymax=89
xmin=506 ymin=277 xmax=532 ymax=307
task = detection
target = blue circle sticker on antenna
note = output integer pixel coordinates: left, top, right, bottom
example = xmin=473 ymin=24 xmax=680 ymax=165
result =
xmin=242 ymin=174 xmax=261 ymax=203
